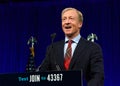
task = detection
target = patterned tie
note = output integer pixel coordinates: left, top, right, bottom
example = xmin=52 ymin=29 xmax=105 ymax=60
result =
xmin=64 ymin=40 xmax=72 ymax=70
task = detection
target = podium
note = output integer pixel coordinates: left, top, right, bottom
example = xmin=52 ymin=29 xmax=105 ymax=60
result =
xmin=0 ymin=71 xmax=82 ymax=86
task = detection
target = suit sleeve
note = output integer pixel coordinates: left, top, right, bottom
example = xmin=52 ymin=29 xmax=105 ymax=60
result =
xmin=87 ymin=43 xmax=104 ymax=86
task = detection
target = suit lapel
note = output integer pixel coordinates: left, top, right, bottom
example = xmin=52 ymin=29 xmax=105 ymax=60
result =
xmin=69 ymin=37 xmax=86 ymax=69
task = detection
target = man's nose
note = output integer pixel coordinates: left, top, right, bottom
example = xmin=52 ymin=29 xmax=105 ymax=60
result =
xmin=65 ymin=19 xmax=71 ymax=24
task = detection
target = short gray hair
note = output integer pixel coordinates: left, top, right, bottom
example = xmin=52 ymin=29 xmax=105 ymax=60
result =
xmin=61 ymin=7 xmax=83 ymax=22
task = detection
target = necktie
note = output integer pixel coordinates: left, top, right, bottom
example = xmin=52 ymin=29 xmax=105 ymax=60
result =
xmin=64 ymin=40 xmax=72 ymax=70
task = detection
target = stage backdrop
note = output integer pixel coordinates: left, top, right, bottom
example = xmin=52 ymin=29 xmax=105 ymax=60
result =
xmin=0 ymin=0 xmax=119 ymax=86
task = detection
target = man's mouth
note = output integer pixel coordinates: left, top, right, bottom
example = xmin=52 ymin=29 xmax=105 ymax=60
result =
xmin=65 ymin=26 xmax=72 ymax=29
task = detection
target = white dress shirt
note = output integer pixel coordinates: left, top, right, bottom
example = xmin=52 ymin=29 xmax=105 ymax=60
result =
xmin=64 ymin=34 xmax=81 ymax=58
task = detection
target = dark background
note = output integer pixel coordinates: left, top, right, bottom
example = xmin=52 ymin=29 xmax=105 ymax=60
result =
xmin=0 ymin=0 xmax=120 ymax=86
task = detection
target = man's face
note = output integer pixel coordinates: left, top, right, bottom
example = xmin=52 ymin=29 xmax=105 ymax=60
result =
xmin=62 ymin=10 xmax=82 ymax=38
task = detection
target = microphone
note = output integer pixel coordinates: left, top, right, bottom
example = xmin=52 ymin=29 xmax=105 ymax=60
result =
xmin=51 ymin=33 xmax=56 ymax=44
xmin=50 ymin=33 xmax=61 ymax=71
xmin=36 ymin=33 xmax=61 ymax=72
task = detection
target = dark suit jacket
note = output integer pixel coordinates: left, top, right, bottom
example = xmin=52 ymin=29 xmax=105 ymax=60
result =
xmin=40 ymin=37 xmax=104 ymax=86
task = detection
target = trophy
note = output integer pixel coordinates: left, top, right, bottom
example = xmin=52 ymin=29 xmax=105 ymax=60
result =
xmin=26 ymin=36 xmax=37 ymax=72
xmin=27 ymin=36 xmax=37 ymax=57
xmin=87 ymin=33 xmax=98 ymax=42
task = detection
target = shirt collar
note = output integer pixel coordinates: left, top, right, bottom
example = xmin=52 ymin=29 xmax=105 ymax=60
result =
xmin=65 ymin=34 xmax=81 ymax=43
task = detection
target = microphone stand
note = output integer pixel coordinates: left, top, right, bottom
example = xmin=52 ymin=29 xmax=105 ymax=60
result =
xmin=36 ymin=33 xmax=61 ymax=72
xmin=51 ymin=33 xmax=61 ymax=71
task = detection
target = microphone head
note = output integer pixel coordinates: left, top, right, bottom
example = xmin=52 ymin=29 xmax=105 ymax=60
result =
xmin=51 ymin=33 xmax=56 ymax=39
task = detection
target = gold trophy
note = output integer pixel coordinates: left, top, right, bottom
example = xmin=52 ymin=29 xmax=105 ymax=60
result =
xmin=26 ymin=36 xmax=37 ymax=72
xmin=27 ymin=36 xmax=37 ymax=57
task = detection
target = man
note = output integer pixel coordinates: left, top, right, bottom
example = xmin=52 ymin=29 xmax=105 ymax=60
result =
xmin=39 ymin=7 xmax=104 ymax=86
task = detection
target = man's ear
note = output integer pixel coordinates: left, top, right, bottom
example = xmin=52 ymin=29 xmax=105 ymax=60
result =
xmin=78 ymin=22 xmax=83 ymax=28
